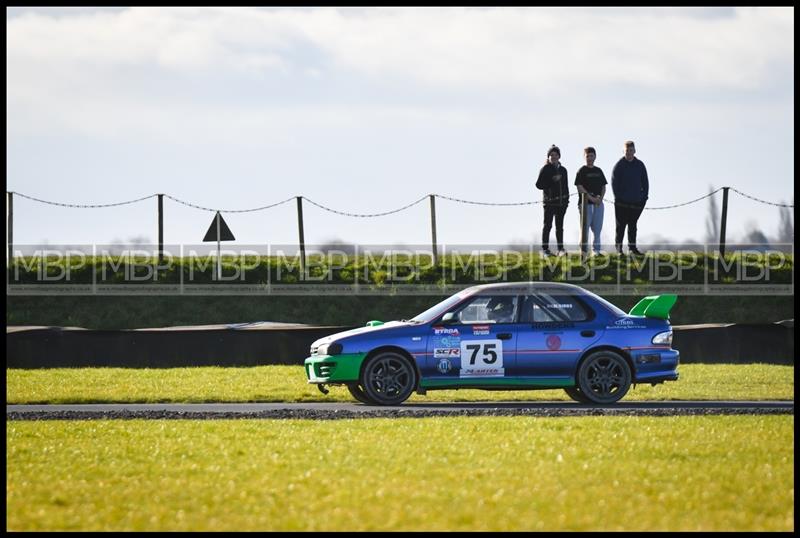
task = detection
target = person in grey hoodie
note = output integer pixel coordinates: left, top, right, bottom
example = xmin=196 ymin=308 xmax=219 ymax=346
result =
xmin=611 ymin=140 xmax=648 ymax=255
xmin=535 ymin=144 xmax=570 ymax=256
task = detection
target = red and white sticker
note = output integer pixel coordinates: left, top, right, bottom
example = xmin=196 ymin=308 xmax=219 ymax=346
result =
xmin=546 ymin=334 xmax=562 ymax=350
xmin=472 ymin=325 xmax=490 ymax=335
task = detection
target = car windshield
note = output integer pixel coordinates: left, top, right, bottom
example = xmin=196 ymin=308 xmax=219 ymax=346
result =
xmin=410 ymin=290 xmax=474 ymax=323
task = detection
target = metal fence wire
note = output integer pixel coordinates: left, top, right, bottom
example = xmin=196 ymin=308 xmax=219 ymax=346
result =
xmin=5 ymin=187 xmax=794 ymax=263
xmin=11 ymin=188 xmax=793 ymax=213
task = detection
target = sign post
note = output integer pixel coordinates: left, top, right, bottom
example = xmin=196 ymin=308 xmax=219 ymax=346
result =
xmin=202 ymin=211 xmax=235 ymax=280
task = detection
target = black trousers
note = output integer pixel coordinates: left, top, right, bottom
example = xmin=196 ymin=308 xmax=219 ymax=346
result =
xmin=542 ymin=204 xmax=568 ymax=250
xmin=614 ymin=201 xmax=645 ymax=248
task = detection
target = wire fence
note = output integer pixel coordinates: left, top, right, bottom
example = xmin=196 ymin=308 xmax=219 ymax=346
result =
xmin=5 ymin=187 xmax=794 ymax=264
xmin=11 ymin=188 xmax=793 ymax=213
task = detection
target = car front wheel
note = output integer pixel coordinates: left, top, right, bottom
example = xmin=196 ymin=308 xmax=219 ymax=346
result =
xmin=576 ymin=350 xmax=632 ymax=404
xmin=563 ymin=386 xmax=593 ymax=403
xmin=347 ymin=383 xmax=376 ymax=404
xmin=360 ymin=352 xmax=416 ymax=406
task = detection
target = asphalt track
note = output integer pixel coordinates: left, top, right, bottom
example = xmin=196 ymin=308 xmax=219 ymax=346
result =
xmin=6 ymin=401 xmax=794 ymax=420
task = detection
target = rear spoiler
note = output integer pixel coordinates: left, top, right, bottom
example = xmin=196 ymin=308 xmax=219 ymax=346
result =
xmin=628 ymin=294 xmax=677 ymax=320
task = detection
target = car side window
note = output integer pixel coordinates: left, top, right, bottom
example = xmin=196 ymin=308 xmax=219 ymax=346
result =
xmin=521 ymin=293 xmax=592 ymax=323
xmin=456 ymin=295 xmax=519 ymax=324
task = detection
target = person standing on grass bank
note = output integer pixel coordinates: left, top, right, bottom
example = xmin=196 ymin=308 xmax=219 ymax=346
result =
xmin=536 ymin=144 xmax=570 ymax=257
xmin=574 ymin=147 xmax=607 ymax=257
xmin=611 ymin=140 xmax=648 ymax=256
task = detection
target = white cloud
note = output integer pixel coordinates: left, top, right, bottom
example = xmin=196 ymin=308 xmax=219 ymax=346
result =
xmin=6 ymin=6 xmax=793 ymax=145
xmin=7 ymin=7 xmax=793 ymax=90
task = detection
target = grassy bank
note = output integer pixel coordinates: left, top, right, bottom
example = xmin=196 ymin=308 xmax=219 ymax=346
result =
xmin=9 ymin=251 xmax=793 ymax=286
xmin=6 ymin=416 xmax=794 ymax=531
xmin=7 ymin=251 xmax=793 ymax=329
xmin=6 ymin=364 xmax=793 ymax=404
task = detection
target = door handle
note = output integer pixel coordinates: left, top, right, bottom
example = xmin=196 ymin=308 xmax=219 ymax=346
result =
xmin=580 ymin=330 xmax=595 ymax=337
xmin=497 ymin=333 xmax=512 ymax=340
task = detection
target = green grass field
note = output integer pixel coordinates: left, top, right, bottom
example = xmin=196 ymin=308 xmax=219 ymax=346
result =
xmin=6 ymin=364 xmax=793 ymax=404
xmin=6 ymin=416 xmax=793 ymax=531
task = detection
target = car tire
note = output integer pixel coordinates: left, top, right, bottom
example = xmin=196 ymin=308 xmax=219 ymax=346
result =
xmin=576 ymin=350 xmax=632 ymax=404
xmin=563 ymin=386 xmax=592 ymax=403
xmin=347 ymin=383 xmax=376 ymax=405
xmin=360 ymin=352 xmax=416 ymax=406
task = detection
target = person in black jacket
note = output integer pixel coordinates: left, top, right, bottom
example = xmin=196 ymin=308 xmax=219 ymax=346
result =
xmin=611 ymin=140 xmax=648 ymax=256
xmin=536 ymin=144 xmax=570 ymax=256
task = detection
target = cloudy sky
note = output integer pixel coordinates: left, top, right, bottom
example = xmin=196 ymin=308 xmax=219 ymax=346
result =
xmin=6 ymin=7 xmax=794 ymax=251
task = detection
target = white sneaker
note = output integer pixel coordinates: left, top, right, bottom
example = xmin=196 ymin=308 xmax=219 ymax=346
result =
xmin=557 ymin=249 xmax=567 ymax=257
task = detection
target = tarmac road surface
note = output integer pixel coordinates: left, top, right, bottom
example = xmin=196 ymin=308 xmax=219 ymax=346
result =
xmin=6 ymin=401 xmax=793 ymax=420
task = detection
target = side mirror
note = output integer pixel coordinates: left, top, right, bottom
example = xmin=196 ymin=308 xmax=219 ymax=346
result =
xmin=441 ymin=312 xmax=457 ymax=324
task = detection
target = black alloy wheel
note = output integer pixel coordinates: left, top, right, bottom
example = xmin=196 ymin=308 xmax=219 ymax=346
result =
xmin=563 ymin=386 xmax=593 ymax=403
xmin=576 ymin=351 xmax=632 ymax=404
xmin=347 ymin=383 xmax=376 ymax=404
xmin=360 ymin=352 xmax=416 ymax=406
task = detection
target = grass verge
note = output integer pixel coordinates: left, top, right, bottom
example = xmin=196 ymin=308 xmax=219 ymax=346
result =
xmin=6 ymin=415 xmax=794 ymax=531
xmin=6 ymin=364 xmax=794 ymax=404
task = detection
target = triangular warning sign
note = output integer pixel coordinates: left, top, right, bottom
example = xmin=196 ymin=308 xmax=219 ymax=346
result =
xmin=202 ymin=212 xmax=235 ymax=242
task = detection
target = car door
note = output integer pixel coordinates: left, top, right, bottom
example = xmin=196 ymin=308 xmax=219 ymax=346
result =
xmin=426 ymin=294 xmax=520 ymax=385
xmin=515 ymin=292 xmax=601 ymax=382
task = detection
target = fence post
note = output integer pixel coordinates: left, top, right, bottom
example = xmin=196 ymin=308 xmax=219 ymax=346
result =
xmin=6 ymin=191 xmax=13 ymax=266
xmin=296 ymin=196 xmax=306 ymax=274
xmin=157 ymin=194 xmax=164 ymax=264
xmin=579 ymin=192 xmax=587 ymax=259
xmin=215 ymin=211 xmax=222 ymax=281
xmin=719 ymin=187 xmax=729 ymax=257
xmin=429 ymin=194 xmax=439 ymax=265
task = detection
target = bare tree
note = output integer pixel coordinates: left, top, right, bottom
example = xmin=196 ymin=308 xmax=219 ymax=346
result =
xmin=743 ymin=220 xmax=770 ymax=252
xmin=704 ymin=184 xmax=719 ymax=244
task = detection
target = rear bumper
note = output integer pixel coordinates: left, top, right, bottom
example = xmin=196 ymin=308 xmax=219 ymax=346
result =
xmin=304 ymin=353 xmax=367 ymax=384
xmin=632 ymin=348 xmax=680 ymax=384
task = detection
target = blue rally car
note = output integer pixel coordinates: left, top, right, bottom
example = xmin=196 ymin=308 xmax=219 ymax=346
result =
xmin=304 ymin=282 xmax=679 ymax=405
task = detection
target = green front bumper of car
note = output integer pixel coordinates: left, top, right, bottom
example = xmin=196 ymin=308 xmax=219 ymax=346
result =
xmin=304 ymin=353 xmax=368 ymax=384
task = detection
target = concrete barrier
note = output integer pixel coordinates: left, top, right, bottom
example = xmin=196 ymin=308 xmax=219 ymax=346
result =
xmin=672 ymin=320 xmax=793 ymax=365
xmin=5 ymin=322 xmax=356 ymax=368
xmin=6 ymin=320 xmax=793 ymax=368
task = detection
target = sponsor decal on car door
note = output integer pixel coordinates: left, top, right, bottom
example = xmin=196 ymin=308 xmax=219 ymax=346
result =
xmin=428 ymin=323 xmax=517 ymax=379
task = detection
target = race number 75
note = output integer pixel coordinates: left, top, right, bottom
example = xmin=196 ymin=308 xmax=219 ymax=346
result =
xmin=463 ymin=342 xmax=500 ymax=365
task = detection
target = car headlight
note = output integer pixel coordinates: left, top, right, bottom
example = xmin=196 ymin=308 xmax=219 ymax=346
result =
xmin=652 ymin=330 xmax=672 ymax=345
xmin=317 ymin=342 xmax=343 ymax=356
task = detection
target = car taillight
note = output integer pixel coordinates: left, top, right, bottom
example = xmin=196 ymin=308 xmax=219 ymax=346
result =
xmin=652 ymin=330 xmax=672 ymax=345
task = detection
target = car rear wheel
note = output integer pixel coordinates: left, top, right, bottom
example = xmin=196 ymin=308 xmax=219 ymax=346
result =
xmin=360 ymin=352 xmax=416 ymax=406
xmin=347 ymin=383 xmax=376 ymax=405
xmin=576 ymin=350 xmax=632 ymax=404
xmin=563 ymin=386 xmax=592 ymax=403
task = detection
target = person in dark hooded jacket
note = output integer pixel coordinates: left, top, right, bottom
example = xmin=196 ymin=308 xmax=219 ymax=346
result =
xmin=536 ymin=144 xmax=570 ymax=256
xmin=611 ymin=140 xmax=648 ymax=256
